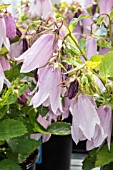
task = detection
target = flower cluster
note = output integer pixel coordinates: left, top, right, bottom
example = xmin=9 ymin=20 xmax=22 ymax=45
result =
xmin=0 ymin=0 xmax=113 ymax=169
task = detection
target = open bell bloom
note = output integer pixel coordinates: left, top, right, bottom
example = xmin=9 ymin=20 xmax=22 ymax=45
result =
xmin=97 ymin=106 xmax=112 ymax=150
xmin=16 ymin=34 xmax=57 ymax=73
xmin=0 ymin=57 xmax=10 ymax=71
xmin=70 ymin=94 xmax=105 ymax=149
xmin=0 ymin=17 xmax=10 ymax=51
xmin=0 ymin=62 xmax=10 ymax=92
xmin=4 ymin=14 xmax=16 ymax=40
xmin=29 ymin=0 xmax=53 ymax=20
xmin=30 ymin=65 xmax=63 ymax=114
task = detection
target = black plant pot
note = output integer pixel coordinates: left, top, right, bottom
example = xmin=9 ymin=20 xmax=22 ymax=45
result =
xmin=21 ymin=150 xmax=38 ymax=170
xmin=36 ymin=135 xmax=72 ymax=170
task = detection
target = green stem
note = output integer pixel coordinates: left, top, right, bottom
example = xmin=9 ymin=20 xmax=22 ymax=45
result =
xmin=68 ymin=33 xmax=88 ymax=61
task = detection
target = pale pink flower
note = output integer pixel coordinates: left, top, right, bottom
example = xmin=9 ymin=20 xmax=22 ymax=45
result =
xmin=30 ymin=65 xmax=63 ymax=114
xmin=97 ymin=106 xmax=112 ymax=150
xmin=70 ymin=94 xmax=104 ymax=147
xmin=99 ymin=0 xmax=113 ymax=15
xmin=0 ymin=62 xmax=10 ymax=92
xmin=16 ymin=34 xmax=57 ymax=73
xmin=4 ymin=14 xmax=16 ymax=40
xmin=29 ymin=0 xmax=53 ymax=20
xmin=9 ymin=41 xmax=23 ymax=59
xmin=0 ymin=57 xmax=10 ymax=71
xmin=31 ymin=111 xmax=58 ymax=143
xmin=86 ymin=36 xmax=97 ymax=60
xmin=0 ymin=17 xmax=10 ymax=51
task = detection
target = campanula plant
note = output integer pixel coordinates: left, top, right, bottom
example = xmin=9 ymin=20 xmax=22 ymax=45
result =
xmin=0 ymin=0 xmax=113 ymax=170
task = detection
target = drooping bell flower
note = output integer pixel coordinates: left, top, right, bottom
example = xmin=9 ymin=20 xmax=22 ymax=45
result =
xmin=29 ymin=0 xmax=53 ymax=20
xmin=99 ymin=0 xmax=113 ymax=15
xmin=9 ymin=41 xmax=23 ymax=59
xmin=0 ymin=57 xmax=10 ymax=71
xmin=31 ymin=111 xmax=58 ymax=143
xmin=70 ymin=94 xmax=104 ymax=146
xmin=4 ymin=14 xmax=16 ymax=40
xmin=86 ymin=105 xmax=112 ymax=150
xmin=86 ymin=36 xmax=97 ymax=60
xmin=30 ymin=65 xmax=63 ymax=114
xmin=0 ymin=62 xmax=10 ymax=92
xmin=97 ymin=106 xmax=112 ymax=150
xmin=16 ymin=34 xmax=57 ymax=73
xmin=0 ymin=17 xmax=10 ymax=51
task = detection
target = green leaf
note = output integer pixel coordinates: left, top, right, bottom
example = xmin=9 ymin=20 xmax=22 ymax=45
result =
xmin=8 ymin=138 xmax=40 ymax=163
xmin=0 ymin=159 xmax=21 ymax=170
xmin=101 ymin=162 xmax=113 ymax=170
xmin=47 ymin=122 xmax=71 ymax=135
xmin=0 ymin=4 xmax=10 ymax=10
xmin=96 ymin=15 xmax=104 ymax=25
xmin=95 ymin=143 xmax=113 ymax=167
xmin=0 ymin=105 xmax=8 ymax=119
xmin=0 ymin=119 xmax=27 ymax=141
xmin=0 ymin=47 xmax=8 ymax=55
xmin=110 ymin=11 xmax=113 ymax=21
xmin=91 ymin=55 xmax=103 ymax=62
xmin=97 ymin=39 xmax=111 ymax=48
xmin=100 ymin=51 xmax=113 ymax=78
xmin=82 ymin=149 xmax=97 ymax=170
xmin=69 ymin=14 xmax=91 ymax=32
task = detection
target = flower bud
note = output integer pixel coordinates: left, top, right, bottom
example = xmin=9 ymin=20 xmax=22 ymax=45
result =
xmin=68 ymin=80 xmax=79 ymax=99
xmin=4 ymin=14 xmax=16 ymax=39
xmin=34 ymin=68 xmax=38 ymax=82
xmin=23 ymin=38 xmax=28 ymax=52
xmin=16 ymin=27 xmax=22 ymax=37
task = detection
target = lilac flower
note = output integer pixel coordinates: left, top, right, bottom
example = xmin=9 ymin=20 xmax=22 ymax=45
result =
xmin=97 ymin=106 xmax=112 ymax=150
xmin=0 ymin=17 xmax=10 ymax=51
xmin=9 ymin=41 xmax=23 ymax=59
xmin=29 ymin=0 xmax=53 ymax=20
xmin=31 ymin=111 xmax=58 ymax=143
xmin=86 ymin=105 xmax=112 ymax=150
xmin=0 ymin=62 xmax=10 ymax=92
xmin=70 ymin=94 xmax=104 ymax=146
xmin=0 ymin=57 xmax=10 ymax=71
xmin=86 ymin=36 xmax=97 ymax=60
xmin=81 ymin=11 xmax=94 ymax=34
xmin=16 ymin=34 xmax=57 ymax=73
xmin=30 ymin=65 xmax=63 ymax=114
xmin=4 ymin=14 xmax=16 ymax=40
xmin=99 ymin=0 xmax=113 ymax=15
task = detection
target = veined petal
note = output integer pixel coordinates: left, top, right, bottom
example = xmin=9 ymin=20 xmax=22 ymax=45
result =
xmin=42 ymin=0 xmax=53 ymax=20
xmin=97 ymin=106 xmax=112 ymax=150
xmin=17 ymin=34 xmax=56 ymax=73
xmin=29 ymin=0 xmax=42 ymax=18
xmin=0 ymin=17 xmax=10 ymax=51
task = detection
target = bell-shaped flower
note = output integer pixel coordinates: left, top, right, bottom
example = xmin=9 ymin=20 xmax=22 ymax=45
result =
xmin=30 ymin=65 xmax=63 ymax=114
xmin=16 ymin=34 xmax=57 ymax=73
xmin=29 ymin=0 xmax=53 ymax=20
xmin=97 ymin=106 xmax=112 ymax=150
xmin=31 ymin=110 xmax=58 ymax=143
xmin=0 ymin=17 xmax=10 ymax=51
xmin=0 ymin=57 xmax=10 ymax=71
xmin=86 ymin=36 xmax=97 ymax=60
xmin=0 ymin=62 xmax=10 ymax=92
xmin=4 ymin=14 xmax=16 ymax=40
xmin=99 ymin=0 xmax=113 ymax=15
xmin=70 ymin=94 xmax=104 ymax=145
xmin=86 ymin=106 xmax=112 ymax=151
